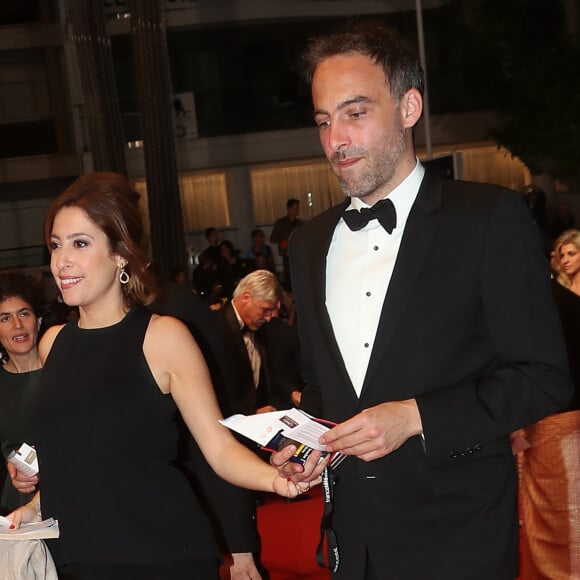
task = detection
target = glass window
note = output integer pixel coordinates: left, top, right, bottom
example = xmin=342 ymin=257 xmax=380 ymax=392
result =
xmin=251 ymin=161 xmax=343 ymax=224
xmin=134 ymin=171 xmax=230 ymax=235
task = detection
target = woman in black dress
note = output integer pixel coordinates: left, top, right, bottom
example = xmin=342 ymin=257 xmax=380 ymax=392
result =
xmin=6 ymin=172 xmax=324 ymax=580
xmin=0 ymin=271 xmax=44 ymax=514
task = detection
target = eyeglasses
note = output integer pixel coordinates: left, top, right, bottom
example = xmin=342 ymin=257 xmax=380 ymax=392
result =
xmin=251 ymin=298 xmax=279 ymax=318
xmin=258 ymin=305 xmax=277 ymax=317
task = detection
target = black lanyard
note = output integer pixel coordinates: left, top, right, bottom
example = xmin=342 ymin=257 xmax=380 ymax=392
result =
xmin=316 ymin=466 xmax=340 ymax=573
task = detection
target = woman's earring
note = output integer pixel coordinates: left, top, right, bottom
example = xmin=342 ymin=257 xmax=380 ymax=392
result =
xmin=119 ymin=266 xmax=130 ymax=285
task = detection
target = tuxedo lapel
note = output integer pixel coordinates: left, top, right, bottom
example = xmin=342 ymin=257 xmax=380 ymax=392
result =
xmin=306 ymin=200 xmax=358 ymax=397
xmin=224 ymin=302 xmax=254 ymax=378
xmin=362 ymin=172 xmax=442 ymax=396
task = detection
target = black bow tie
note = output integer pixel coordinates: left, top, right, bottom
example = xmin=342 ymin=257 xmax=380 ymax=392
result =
xmin=342 ymin=198 xmax=397 ymax=233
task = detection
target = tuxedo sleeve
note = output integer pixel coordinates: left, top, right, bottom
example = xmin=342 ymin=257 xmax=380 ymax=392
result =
xmin=288 ymin=247 xmax=324 ymax=418
xmin=152 ymin=290 xmax=260 ymax=554
xmin=416 ymin=191 xmax=573 ymax=465
xmin=176 ymin=431 xmax=260 ymax=554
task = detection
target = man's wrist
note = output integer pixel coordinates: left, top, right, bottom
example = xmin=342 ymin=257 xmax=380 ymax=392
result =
xmin=404 ymin=398 xmax=423 ymax=437
xmin=230 ymin=552 xmax=255 ymax=566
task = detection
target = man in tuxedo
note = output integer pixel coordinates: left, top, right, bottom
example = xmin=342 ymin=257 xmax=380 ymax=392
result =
xmin=213 ymin=270 xmax=283 ymax=578
xmin=272 ymin=21 xmax=572 ymax=580
xmin=215 ymin=269 xmax=283 ymax=418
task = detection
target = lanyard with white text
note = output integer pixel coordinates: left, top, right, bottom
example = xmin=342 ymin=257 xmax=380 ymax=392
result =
xmin=316 ymin=466 xmax=340 ymax=573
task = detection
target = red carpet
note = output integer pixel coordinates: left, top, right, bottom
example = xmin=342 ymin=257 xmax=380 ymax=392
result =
xmin=221 ymin=486 xmax=523 ymax=579
xmin=257 ymin=486 xmax=330 ymax=580
xmin=219 ymin=486 xmax=330 ymax=580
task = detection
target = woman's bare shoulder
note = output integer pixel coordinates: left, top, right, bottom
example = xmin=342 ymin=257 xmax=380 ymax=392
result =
xmin=145 ymin=313 xmax=196 ymax=351
xmin=147 ymin=312 xmax=189 ymax=335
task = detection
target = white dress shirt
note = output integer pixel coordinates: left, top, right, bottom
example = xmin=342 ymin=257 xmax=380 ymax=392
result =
xmin=325 ymin=160 xmax=425 ymax=396
xmin=232 ymin=301 xmax=261 ymax=388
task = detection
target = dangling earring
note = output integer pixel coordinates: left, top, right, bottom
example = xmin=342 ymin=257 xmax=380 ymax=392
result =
xmin=119 ymin=266 xmax=130 ymax=285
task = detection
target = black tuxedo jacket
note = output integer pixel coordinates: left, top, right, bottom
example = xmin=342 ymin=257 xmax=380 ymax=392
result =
xmin=261 ymin=316 xmax=306 ymax=408
xmin=152 ymin=284 xmax=260 ymax=556
xmin=215 ymin=301 xmax=272 ymax=417
xmin=289 ymin=170 xmax=572 ymax=580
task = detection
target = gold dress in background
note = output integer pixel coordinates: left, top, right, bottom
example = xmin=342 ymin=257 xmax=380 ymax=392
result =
xmin=519 ymin=411 xmax=580 ymax=579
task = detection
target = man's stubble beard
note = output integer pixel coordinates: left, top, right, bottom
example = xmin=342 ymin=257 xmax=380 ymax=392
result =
xmin=333 ymin=118 xmax=406 ymax=200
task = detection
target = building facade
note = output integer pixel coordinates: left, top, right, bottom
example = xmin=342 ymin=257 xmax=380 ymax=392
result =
xmin=0 ymin=0 xmax=539 ymax=273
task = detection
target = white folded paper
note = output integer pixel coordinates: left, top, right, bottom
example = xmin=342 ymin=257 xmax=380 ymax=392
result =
xmin=220 ymin=408 xmax=346 ymax=468
xmin=0 ymin=518 xmax=60 ymax=540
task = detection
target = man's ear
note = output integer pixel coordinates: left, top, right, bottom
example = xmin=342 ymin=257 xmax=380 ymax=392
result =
xmin=400 ymin=88 xmax=423 ymax=129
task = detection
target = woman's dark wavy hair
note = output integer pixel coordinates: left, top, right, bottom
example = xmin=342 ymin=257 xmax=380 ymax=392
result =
xmin=44 ymin=172 xmax=156 ymax=308
xmin=0 ymin=270 xmax=45 ymax=361
xmin=0 ymin=270 xmax=44 ymax=317
xmin=303 ymin=20 xmax=425 ymax=103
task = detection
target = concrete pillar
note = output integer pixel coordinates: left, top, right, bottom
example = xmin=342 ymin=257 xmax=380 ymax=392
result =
xmin=225 ymin=166 xmax=255 ymax=253
xmin=64 ymin=0 xmax=127 ymax=174
xmin=127 ymin=0 xmax=187 ymax=278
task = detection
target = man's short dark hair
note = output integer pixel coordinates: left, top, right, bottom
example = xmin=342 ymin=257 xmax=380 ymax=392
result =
xmin=287 ymin=198 xmax=300 ymax=209
xmin=303 ymin=20 xmax=424 ymax=103
xmin=204 ymin=226 xmax=217 ymax=241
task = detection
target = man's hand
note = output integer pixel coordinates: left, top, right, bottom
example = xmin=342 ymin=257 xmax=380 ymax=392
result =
xmin=509 ymin=429 xmax=531 ymax=455
xmin=270 ymin=444 xmax=328 ymax=484
xmin=319 ymin=400 xmax=423 ymax=462
xmin=256 ymin=405 xmax=277 ymax=414
xmin=229 ymin=552 xmax=262 ymax=580
xmin=7 ymin=462 xmax=38 ymax=494
xmin=291 ymin=390 xmax=302 ymax=406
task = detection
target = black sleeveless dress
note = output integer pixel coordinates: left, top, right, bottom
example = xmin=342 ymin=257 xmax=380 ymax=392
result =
xmin=0 ymin=367 xmax=42 ymax=513
xmin=30 ymin=308 xmax=218 ymax=570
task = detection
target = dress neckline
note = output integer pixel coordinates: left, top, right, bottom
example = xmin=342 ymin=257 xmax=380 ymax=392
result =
xmin=73 ymin=307 xmax=137 ymax=332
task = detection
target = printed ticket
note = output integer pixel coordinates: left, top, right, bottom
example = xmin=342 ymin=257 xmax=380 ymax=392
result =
xmin=220 ymin=408 xmax=346 ymax=468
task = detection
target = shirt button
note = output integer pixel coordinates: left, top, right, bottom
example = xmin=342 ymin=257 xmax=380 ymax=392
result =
xmin=365 ymin=291 xmax=371 ymax=297
xmin=373 ymin=245 xmax=379 ymax=251
xmin=364 ymin=342 xmax=369 ymax=348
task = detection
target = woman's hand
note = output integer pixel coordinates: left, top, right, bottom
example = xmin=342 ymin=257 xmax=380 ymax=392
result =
xmin=273 ymin=472 xmax=323 ymax=499
xmin=4 ymin=502 xmax=40 ymax=530
xmin=270 ymin=447 xmax=329 ymax=498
